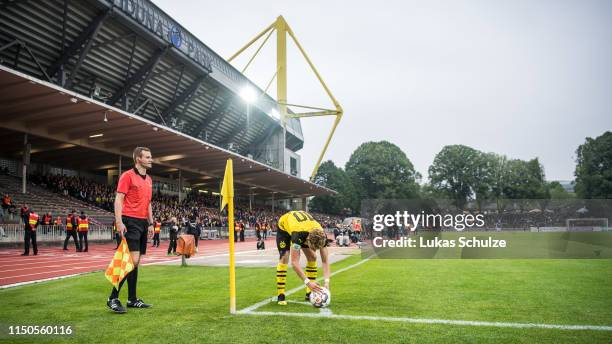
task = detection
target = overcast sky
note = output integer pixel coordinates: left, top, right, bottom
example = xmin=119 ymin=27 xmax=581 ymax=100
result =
xmin=153 ymin=0 xmax=611 ymax=182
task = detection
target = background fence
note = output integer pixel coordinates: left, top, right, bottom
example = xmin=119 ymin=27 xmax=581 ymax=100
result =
xmin=0 ymin=225 xmax=280 ymax=244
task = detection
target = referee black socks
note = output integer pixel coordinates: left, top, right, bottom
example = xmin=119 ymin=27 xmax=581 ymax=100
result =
xmin=109 ymin=266 xmax=138 ymax=300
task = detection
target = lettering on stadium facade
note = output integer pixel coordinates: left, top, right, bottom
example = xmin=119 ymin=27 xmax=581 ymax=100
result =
xmin=110 ymin=0 xmax=242 ymax=83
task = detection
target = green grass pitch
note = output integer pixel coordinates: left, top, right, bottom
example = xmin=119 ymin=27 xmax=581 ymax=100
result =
xmin=1 ymin=255 xmax=611 ymax=343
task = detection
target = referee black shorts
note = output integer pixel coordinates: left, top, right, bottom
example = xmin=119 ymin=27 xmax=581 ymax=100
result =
xmin=122 ymin=216 xmax=148 ymax=254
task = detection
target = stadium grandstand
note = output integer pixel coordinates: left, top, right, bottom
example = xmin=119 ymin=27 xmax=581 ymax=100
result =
xmin=0 ymin=0 xmax=338 ymax=237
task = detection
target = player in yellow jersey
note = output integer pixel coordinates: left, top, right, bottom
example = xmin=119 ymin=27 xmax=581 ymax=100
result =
xmin=275 ymin=210 xmax=330 ymax=305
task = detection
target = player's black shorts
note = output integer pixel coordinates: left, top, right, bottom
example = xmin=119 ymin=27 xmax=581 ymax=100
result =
xmin=122 ymin=215 xmax=148 ymax=254
xmin=276 ymin=229 xmax=309 ymax=259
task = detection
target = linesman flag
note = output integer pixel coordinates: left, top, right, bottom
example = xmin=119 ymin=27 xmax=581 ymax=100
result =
xmin=220 ymin=158 xmax=237 ymax=313
xmin=220 ymin=158 xmax=234 ymax=211
xmin=104 ymin=238 xmax=134 ymax=288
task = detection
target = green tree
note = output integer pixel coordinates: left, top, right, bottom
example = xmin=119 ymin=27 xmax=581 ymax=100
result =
xmin=428 ymin=145 xmax=489 ymax=209
xmin=473 ymin=151 xmax=497 ymax=210
xmin=485 ymin=152 xmax=511 ymax=213
xmin=502 ymin=158 xmax=549 ymax=212
xmin=345 ymin=141 xmax=420 ymax=212
xmin=575 ymin=131 xmax=612 ymax=198
xmin=309 ymin=160 xmax=355 ymax=215
xmin=547 ymin=181 xmax=574 ymax=199
xmin=420 ymin=183 xmax=445 ymax=200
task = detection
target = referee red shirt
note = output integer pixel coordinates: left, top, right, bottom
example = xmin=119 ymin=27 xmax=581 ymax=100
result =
xmin=117 ymin=168 xmax=152 ymax=219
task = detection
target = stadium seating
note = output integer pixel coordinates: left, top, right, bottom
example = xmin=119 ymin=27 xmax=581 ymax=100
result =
xmin=1 ymin=171 xmax=343 ymax=231
xmin=0 ymin=175 xmax=114 ymax=225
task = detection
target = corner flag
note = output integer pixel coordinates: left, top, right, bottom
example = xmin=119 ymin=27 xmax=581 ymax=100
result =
xmin=220 ymin=158 xmax=233 ymax=211
xmin=220 ymin=159 xmax=236 ymax=314
xmin=104 ymin=238 xmax=134 ymax=289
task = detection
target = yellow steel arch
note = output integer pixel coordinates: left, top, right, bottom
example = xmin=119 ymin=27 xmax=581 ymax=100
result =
xmin=228 ymin=16 xmax=343 ymax=182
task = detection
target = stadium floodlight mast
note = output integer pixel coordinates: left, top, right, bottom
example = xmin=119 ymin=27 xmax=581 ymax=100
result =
xmin=228 ymin=15 xmax=343 ymax=181
xmin=240 ymin=85 xmax=257 ymax=127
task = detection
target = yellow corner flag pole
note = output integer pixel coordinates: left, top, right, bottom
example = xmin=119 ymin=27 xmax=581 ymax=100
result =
xmin=220 ymin=158 xmax=236 ymax=314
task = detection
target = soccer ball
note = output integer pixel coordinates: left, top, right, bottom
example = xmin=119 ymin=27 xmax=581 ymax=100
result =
xmin=309 ymin=287 xmax=331 ymax=308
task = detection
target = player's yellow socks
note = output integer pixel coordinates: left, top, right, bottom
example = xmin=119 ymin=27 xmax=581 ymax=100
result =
xmin=305 ymin=261 xmax=318 ymax=293
xmin=276 ymin=263 xmax=287 ymax=296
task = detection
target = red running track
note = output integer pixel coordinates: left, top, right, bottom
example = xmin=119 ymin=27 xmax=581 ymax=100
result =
xmin=0 ymin=238 xmax=271 ymax=288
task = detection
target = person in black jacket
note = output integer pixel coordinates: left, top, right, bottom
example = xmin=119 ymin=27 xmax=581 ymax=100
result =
xmin=185 ymin=217 xmax=201 ymax=252
xmin=20 ymin=204 xmax=29 ymax=224
xmin=167 ymin=217 xmax=179 ymax=256
xmin=194 ymin=218 xmax=202 ymax=252
xmin=63 ymin=209 xmax=80 ymax=252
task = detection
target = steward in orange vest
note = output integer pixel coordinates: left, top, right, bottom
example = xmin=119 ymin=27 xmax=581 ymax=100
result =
xmin=152 ymin=220 xmax=161 ymax=248
xmin=78 ymin=216 xmax=89 ymax=232
xmin=238 ymin=221 xmax=245 ymax=242
xmin=77 ymin=211 xmax=89 ymax=252
xmin=21 ymin=208 xmax=39 ymax=256
xmin=63 ymin=210 xmax=80 ymax=252
xmin=42 ymin=212 xmax=53 ymax=225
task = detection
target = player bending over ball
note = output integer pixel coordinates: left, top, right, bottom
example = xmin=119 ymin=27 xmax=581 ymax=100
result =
xmin=275 ymin=210 xmax=330 ymax=305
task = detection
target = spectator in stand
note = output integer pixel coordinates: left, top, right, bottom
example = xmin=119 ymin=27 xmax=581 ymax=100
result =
xmin=30 ymin=173 xmax=115 ymax=212
xmin=2 ymin=194 xmax=12 ymax=216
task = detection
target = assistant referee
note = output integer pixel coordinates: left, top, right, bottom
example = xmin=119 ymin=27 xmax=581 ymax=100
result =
xmin=107 ymin=147 xmax=155 ymax=314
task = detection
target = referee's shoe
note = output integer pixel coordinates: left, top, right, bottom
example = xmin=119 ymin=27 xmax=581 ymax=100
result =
xmin=127 ymin=299 xmax=152 ymax=308
xmin=107 ymin=298 xmax=127 ymax=314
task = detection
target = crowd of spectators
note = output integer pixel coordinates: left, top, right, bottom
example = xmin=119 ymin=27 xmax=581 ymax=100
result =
xmin=22 ymin=173 xmax=344 ymax=231
xmin=30 ymin=173 xmax=114 ymax=211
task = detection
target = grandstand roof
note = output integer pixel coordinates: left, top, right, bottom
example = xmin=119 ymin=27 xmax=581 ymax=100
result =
xmin=0 ymin=65 xmax=335 ymax=199
xmin=0 ymin=0 xmax=303 ymax=161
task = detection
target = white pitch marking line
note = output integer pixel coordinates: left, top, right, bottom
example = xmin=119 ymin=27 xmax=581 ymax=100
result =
xmin=240 ymin=311 xmax=612 ymax=332
xmin=238 ymin=256 xmax=371 ymax=313
xmin=237 ymin=253 xmax=612 ymax=331
xmin=287 ymin=300 xmax=311 ymax=306
xmin=319 ymin=308 xmax=333 ymax=316
xmin=286 ymin=300 xmax=333 ymax=315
